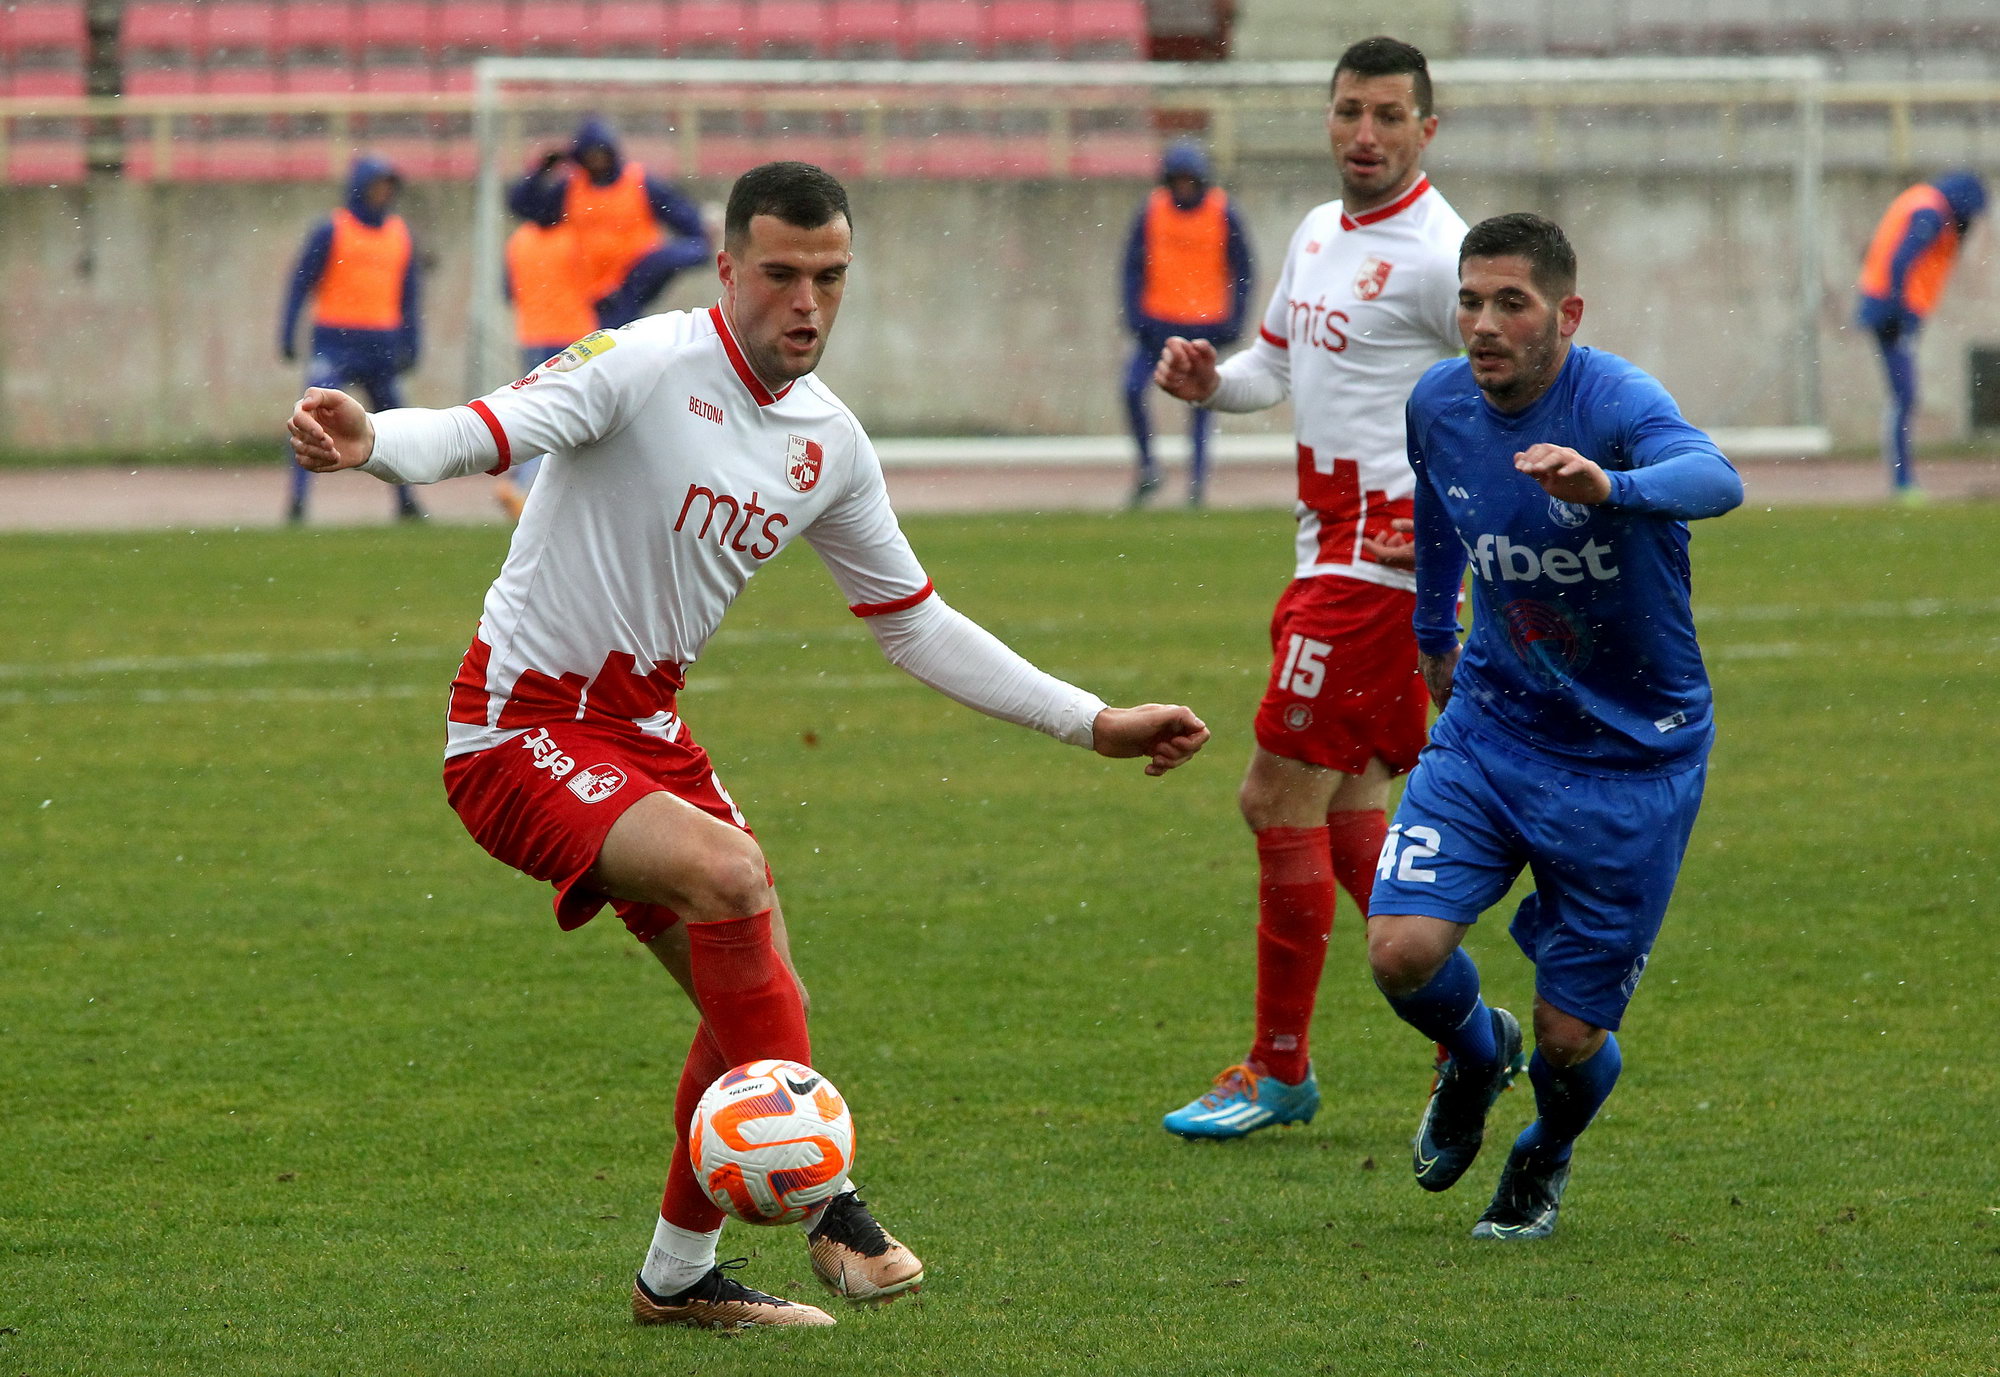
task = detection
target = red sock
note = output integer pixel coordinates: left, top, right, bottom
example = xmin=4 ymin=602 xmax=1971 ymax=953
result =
xmin=660 ymin=1022 xmax=729 ymax=1232
xmin=684 ymin=909 xmax=811 ymax=1067
xmin=1327 ymin=809 xmax=1389 ymax=917
xmin=1250 ymin=825 xmax=1335 ymax=1085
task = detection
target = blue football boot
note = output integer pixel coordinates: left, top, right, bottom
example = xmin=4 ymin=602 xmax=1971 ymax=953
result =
xmin=1412 ymin=1006 xmax=1527 ymax=1192
xmin=1471 ymin=1143 xmax=1572 ymax=1240
xmin=1162 ymin=1062 xmax=1320 ymax=1140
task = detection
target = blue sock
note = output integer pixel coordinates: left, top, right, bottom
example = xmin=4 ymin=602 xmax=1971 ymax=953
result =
xmin=1513 ymin=1034 xmax=1622 ymax=1170
xmin=1384 ymin=948 xmax=1498 ymax=1071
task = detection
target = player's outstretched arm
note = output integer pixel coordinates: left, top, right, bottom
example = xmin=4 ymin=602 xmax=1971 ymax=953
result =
xmin=288 ymin=387 xmax=375 ymax=472
xmin=1153 ymin=336 xmax=1220 ymax=403
xmin=1092 ymin=704 xmax=1210 ymax=777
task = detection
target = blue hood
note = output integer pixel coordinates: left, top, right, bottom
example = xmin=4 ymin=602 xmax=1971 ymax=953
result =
xmin=345 ymin=154 xmax=401 ymax=226
xmin=571 ymin=116 xmax=624 ymax=185
xmin=1161 ymin=139 xmax=1211 ymax=209
xmin=1933 ymin=171 xmax=1987 ymax=231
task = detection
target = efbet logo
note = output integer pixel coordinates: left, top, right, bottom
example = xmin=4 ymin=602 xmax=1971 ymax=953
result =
xmin=1469 ymin=532 xmax=1619 ymax=585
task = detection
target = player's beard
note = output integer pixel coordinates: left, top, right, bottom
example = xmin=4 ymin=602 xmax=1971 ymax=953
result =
xmin=1478 ymin=318 xmax=1565 ymax=410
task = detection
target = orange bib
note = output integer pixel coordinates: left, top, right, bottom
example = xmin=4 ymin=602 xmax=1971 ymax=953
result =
xmin=563 ymin=163 xmax=665 ymax=302
xmin=315 ymin=209 xmax=411 ymax=331
xmin=1858 ymin=183 xmax=1961 ymax=318
xmin=508 ymin=221 xmax=599 ymax=349
xmin=1140 ymin=186 xmax=1232 ymax=326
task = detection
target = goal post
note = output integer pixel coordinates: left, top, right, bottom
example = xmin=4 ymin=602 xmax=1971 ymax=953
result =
xmin=468 ymin=55 xmax=1830 ymax=455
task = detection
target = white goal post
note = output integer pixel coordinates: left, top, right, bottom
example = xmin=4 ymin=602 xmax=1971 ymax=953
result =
xmin=468 ymin=55 xmax=1831 ymax=458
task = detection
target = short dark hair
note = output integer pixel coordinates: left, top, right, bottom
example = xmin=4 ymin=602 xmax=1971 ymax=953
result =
xmin=725 ymin=162 xmax=851 ymax=247
xmin=1459 ymin=212 xmax=1578 ymax=298
xmin=1332 ymin=36 xmax=1433 ymax=119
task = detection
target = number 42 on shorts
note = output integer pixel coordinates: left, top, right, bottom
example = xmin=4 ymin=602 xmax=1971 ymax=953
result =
xmin=1377 ymin=823 xmax=1441 ymax=883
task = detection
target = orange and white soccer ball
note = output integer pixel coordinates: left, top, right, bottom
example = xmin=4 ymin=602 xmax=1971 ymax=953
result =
xmin=690 ymin=1059 xmax=854 ymax=1227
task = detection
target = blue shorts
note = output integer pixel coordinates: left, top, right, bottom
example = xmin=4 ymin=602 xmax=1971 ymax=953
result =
xmin=1369 ymin=716 xmax=1707 ymax=1030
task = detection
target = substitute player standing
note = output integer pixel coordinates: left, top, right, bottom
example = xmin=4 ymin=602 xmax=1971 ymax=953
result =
xmin=1369 ymin=213 xmax=1742 ymax=1239
xmin=288 ymin=162 xmax=1209 ymax=1329
xmin=1153 ymin=37 xmax=1468 ymax=1139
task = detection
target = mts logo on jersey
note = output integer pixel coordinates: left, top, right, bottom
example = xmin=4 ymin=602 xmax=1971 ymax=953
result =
xmin=1285 ymin=295 xmax=1350 ymax=354
xmin=787 ymin=435 xmax=823 ymax=493
xmin=676 ymin=484 xmax=790 ymax=560
xmin=1470 ymin=533 xmax=1620 ymax=584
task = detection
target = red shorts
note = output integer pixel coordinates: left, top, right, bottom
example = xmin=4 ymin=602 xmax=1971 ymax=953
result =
xmin=441 ymin=720 xmax=752 ymax=942
xmin=1252 ymin=575 xmax=1427 ymax=776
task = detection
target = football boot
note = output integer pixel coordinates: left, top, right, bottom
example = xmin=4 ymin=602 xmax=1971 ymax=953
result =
xmin=1161 ymin=1062 xmax=1320 ymax=1140
xmin=1412 ymin=1006 xmax=1526 ymax=1192
xmin=631 ymin=1259 xmax=835 ymax=1329
xmin=807 ymin=1190 xmax=925 ymax=1302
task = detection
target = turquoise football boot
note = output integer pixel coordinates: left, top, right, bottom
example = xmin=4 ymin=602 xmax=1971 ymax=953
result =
xmin=1162 ymin=1062 xmax=1319 ymax=1140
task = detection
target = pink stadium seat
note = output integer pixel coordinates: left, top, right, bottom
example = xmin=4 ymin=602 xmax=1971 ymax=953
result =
xmin=436 ymin=0 xmax=518 ymax=61
xmin=988 ymin=0 xmax=1067 ymax=58
xmin=8 ymin=1 xmax=87 ymax=58
xmin=828 ymin=0 xmax=904 ymax=57
xmin=198 ymin=2 xmax=281 ymax=61
xmin=121 ymin=0 xmax=200 ymax=67
xmin=514 ymin=0 xmax=591 ymax=56
xmin=1067 ymin=0 xmax=1143 ymax=59
xmin=747 ymin=0 xmax=825 ymax=57
xmin=677 ymin=0 xmax=750 ymax=56
xmin=906 ymin=0 xmax=984 ymax=58
xmin=279 ymin=0 xmax=361 ymax=60
xmin=588 ymin=0 xmax=671 ymax=56
xmin=357 ymin=0 xmax=442 ymax=60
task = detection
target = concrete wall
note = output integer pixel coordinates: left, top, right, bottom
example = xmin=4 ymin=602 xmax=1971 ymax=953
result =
xmin=0 ymin=162 xmax=1993 ymax=454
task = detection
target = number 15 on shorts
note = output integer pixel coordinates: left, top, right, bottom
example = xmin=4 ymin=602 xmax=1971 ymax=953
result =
xmin=1377 ymin=823 xmax=1440 ymax=883
xmin=1277 ymin=634 xmax=1334 ymax=698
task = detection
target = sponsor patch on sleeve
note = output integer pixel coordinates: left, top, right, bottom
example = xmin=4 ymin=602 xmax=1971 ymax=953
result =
xmin=546 ymin=330 xmax=618 ymax=372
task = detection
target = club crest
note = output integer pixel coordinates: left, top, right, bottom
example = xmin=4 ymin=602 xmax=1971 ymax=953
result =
xmin=1354 ymin=256 xmax=1394 ymax=301
xmin=566 ymin=763 xmax=628 ymax=803
xmin=787 ymin=435 xmax=824 ymax=493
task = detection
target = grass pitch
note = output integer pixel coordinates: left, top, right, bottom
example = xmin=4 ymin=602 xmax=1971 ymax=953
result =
xmin=3 ymin=502 xmax=1997 ymax=1376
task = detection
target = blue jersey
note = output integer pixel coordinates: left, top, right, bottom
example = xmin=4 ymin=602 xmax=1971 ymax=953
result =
xmin=1406 ymin=345 xmax=1743 ymax=774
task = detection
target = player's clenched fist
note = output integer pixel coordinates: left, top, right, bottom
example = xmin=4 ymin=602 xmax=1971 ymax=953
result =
xmin=1514 ymin=443 xmax=1611 ymax=505
xmin=1091 ymin=704 xmax=1211 ymax=777
xmin=287 ymin=386 xmax=376 ymax=472
xmin=1152 ymin=335 xmax=1221 ymax=404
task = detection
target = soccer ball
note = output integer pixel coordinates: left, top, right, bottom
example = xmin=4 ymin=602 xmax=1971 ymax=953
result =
xmin=691 ymin=1059 xmax=854 ymax=1227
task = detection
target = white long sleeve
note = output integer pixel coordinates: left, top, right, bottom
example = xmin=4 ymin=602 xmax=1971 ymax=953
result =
xmin=860 ymin=594 xmax=1107 ymax=748
xmin=360 ymin=406 xmax=501 ymax=484
xmin=1202 ymin=341 xmax=1291 ymax=413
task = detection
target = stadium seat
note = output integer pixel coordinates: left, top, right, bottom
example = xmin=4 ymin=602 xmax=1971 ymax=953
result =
xmin=1067 ymin=0 xmax=1144 ymax=60
xmin=677 ymin=0 xmax=751 ymax=57
xmin=121 ymin=0 xmax=199 ymax=70
xmin=828 ymin=0 xmax=906 ymax=58
xmin=279 ymin=0 xmax=361 ymax=62
xmin=906 ymin=0 xmax=985 ymax=58
xmin=514 ymin=0 xmax=591 ymax=57
xmin=356 ymin=0 xmax=442 ymax=64
xmin=746 ymin=0 xmax=825 ymax=58
xmin=588 ymin=0 xmax=671 ymax=57
xmin=988 ymin=0 xmax=1068 ymax=59
xmin=198 ymin=1 xmax=282 ymax=65
xmin=436 ymin=0 xmax=518 ymax=63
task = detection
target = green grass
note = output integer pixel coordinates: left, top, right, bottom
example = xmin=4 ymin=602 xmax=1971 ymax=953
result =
xmin=3 ymin=505 xmax=1998 ymax=1376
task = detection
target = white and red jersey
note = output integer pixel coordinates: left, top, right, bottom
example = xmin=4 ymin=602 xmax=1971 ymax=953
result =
xmin=361 ymin=305 xmax=1104 ymax=758
xmin=1216 ymin=176 xmax=1466 ymax=591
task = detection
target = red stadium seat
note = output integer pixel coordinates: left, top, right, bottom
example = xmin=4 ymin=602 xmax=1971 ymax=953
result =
xmin=121 ymin=0 xmax=199 ymax=67
xmin=588 ymin=0 xmax=670 ymax=56
xmin=677 ymin=0 xmax=751 ymax=57
xmin=514 ymin=0 xmax=592 ymax=57
xmin=906 ymin=0 xmax=984 ymax=58
xmin=988 ymin=0 xmax=1067 ymax=58
xmin=8 ymin=1 xmax=87 ymax=58
xmin=828 ymin=0 xmax=905 ymax=57
xmin=1067 ymin=0 xmax=1143 ymax=59
xmin=746 ymin=0 xmax=825 ymax=58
